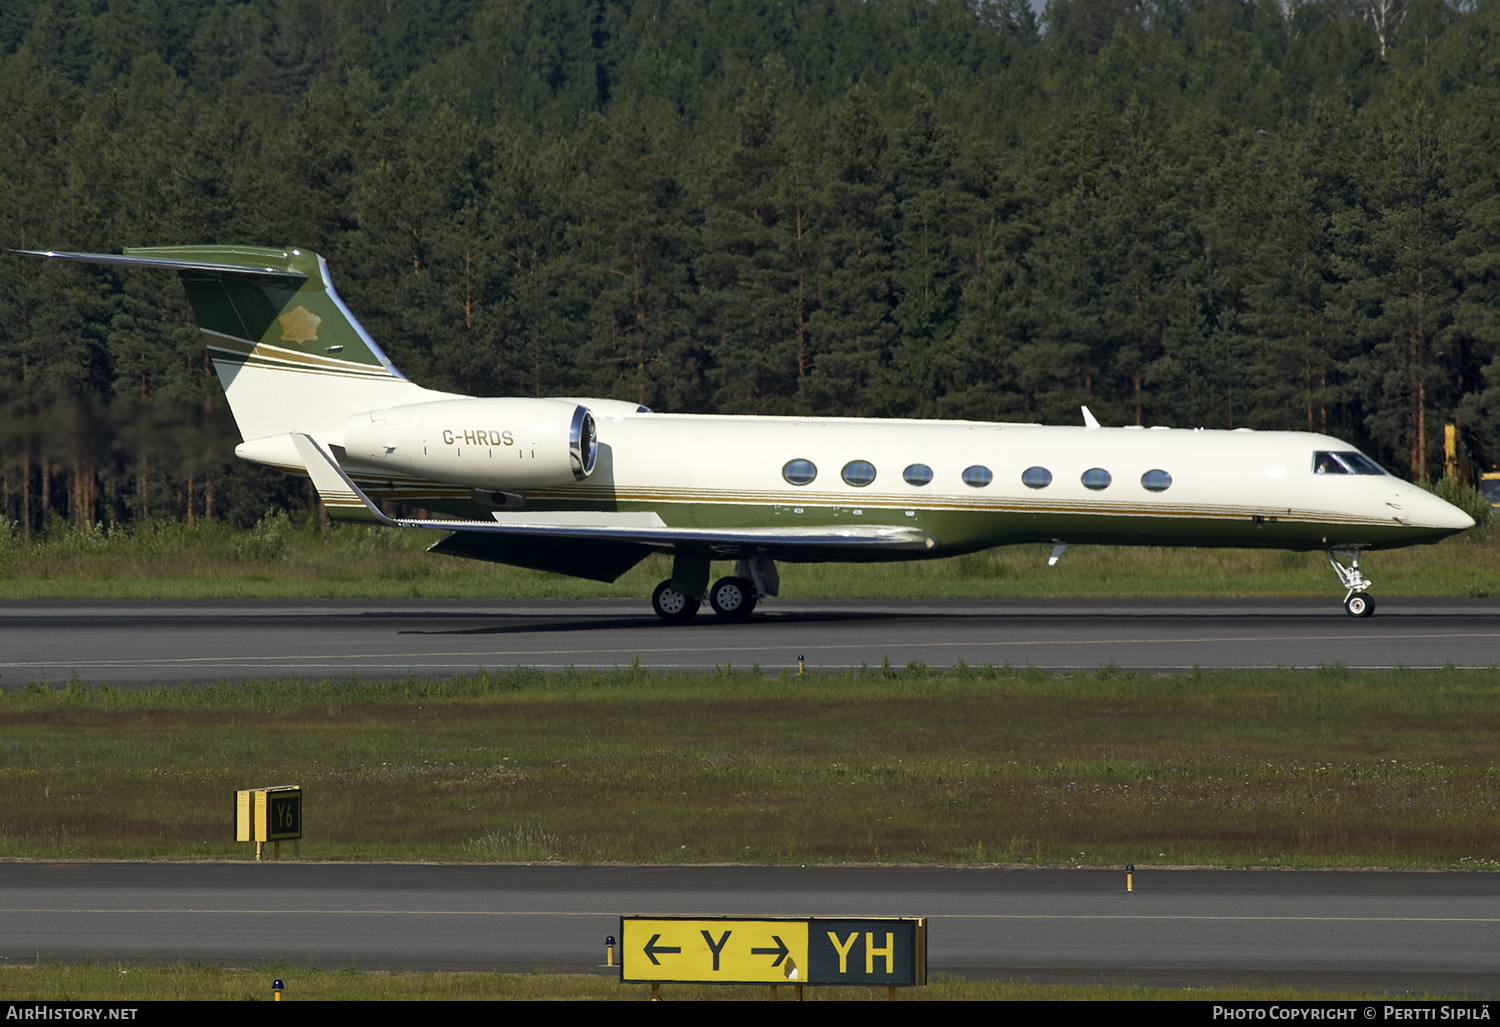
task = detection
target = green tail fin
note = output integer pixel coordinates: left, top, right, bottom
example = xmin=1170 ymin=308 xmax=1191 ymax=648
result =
xmin=17 ymin=245 xmax=444 ymax=451
xmin=120 ymin=245 xmax=406 ymax=381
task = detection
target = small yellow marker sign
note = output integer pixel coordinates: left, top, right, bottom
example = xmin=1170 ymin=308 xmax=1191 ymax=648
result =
xmin=235 ymin=785 xmax=302 ymax=860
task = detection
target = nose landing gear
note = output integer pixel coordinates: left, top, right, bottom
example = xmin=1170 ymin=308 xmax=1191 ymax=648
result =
xmin=1326 ymin=548 xmax=1375 ymax=618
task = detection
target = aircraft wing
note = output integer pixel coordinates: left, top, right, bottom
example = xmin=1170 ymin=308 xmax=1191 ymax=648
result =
xmin=290 ymin=433 xmax=936 ymax=580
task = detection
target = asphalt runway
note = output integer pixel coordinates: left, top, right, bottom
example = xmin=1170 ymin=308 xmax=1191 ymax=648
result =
xmin=2 ymin=597 xmax=1499 ymax=686
xmin=3 ymin=864 xmax=1498 ymax=993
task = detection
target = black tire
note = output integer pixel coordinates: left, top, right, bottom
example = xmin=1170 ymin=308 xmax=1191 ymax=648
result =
xmin=708 ymin=576 xmax=757 ymax=619
xmin=1344 ymin=591 xmax=1375 ymax=618
xmin=651 ymin=579 xmax=699 ymax=623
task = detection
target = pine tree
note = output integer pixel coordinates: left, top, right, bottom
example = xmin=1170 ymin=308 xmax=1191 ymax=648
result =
xmin=801 ymin=85 xmax=897 ymax=416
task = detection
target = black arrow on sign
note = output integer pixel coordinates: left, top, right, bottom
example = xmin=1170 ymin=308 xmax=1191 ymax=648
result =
xmin=643 ymin=934 xmax=681 ymax=966
xmin=751 ymin=935 xmax=790 ymax=967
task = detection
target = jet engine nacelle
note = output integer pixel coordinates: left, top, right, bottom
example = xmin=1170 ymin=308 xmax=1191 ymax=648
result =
xmin=343 ymin=398 xmax=596 ymax=489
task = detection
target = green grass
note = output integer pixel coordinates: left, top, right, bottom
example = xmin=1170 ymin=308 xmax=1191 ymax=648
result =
xmin=0 ymin=964 xmax=1460 ymax=1001
xmin=4 ymin=665 xmax=1500 ymax=867
xmin=0 ymin=514 xmax=1496 ymax=599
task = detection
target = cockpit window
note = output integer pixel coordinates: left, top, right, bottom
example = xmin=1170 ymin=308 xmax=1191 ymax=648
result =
xmin=1313 ymin=452 xmax=1348 ymax=474
xmin=1340 ymin=451 xmax=1386 ymax=475
xmin=1313 ymin=451 xmax=1386 ymax=476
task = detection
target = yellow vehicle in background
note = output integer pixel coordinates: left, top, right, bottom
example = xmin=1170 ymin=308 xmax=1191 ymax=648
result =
xmin=1482 ymin=471 xmax=1500 ymax=517
xmin=1445 ymin=424 xmax=1498 ymax=520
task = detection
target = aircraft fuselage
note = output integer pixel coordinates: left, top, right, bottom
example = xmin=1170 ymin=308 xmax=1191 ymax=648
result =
xmin=342 ymin=409 xmax=1467 ymax=558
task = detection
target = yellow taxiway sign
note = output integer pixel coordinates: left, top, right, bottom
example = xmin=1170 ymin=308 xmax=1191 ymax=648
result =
xmin=620 ymin=916 xmax=925 ymax=987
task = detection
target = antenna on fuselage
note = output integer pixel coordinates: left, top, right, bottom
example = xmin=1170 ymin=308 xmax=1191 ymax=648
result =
xmin=1081 ymin=406 xmax=1100 ymax=430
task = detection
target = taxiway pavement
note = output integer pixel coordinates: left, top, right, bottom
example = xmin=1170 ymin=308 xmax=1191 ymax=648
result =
xmin=2 ymin=597 xmax=1498 ymax=686
xmin=3 ymin=863 xmax=1497 ymax=993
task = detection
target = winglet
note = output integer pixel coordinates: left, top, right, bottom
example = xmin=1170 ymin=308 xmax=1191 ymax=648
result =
xmin=1081 ymin=406 xmax=1100 ymax=430
xmin=289 ymin=433 xmax=397 ymax=526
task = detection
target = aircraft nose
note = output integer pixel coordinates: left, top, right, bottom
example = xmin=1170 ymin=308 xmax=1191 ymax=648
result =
xmin=1448 ymin=504 xmax=1478 ymax=531
xmin=1413 ymin=489 xmax=1476 ymax=531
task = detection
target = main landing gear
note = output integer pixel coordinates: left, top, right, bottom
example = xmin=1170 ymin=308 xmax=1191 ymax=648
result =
xmin=651 ymin=579 xmax=700 ymax=623
xmin=652 ymin=576 xmax=759 ymax=623
xmin=708 ymin=576 xmax=757 ymax=619
xmin=1326 ymin=547 xmax=1375 ymax=618
xmin=651 ymin=556 xmax=779 ymax=624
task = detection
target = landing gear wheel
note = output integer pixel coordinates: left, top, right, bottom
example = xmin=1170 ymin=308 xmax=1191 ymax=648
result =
xmin=708 ymin=576 xmax=757 ymax=620
xmin=651 ymin=579 xmax=700 ymax=623
xmin=1327 ymin=549 xmax=1376 ymax=619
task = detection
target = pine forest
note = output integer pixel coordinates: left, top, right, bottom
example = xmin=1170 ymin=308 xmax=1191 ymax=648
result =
xmin=2 ymin=0 xmax=1499 ymax=531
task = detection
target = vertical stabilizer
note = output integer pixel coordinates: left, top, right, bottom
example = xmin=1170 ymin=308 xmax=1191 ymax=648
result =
xmin=17 ymin=246 xmax=453 ymax=450
xmin=134 ymin=245 xmax=406 ymax=378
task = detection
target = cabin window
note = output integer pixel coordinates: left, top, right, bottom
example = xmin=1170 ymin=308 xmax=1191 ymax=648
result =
xmin=962 ymin=465 xmax=993 ymax=488
xmin=902 ymin=463 xmax=934 ymax=487
xmin=841 ymin=460 xmax=877 ymax=487
xmin=1141 ymin=469 xmax=1172 ymax=492
xmin=1081 ymin=468 xmax=1112 ymax=491
xmin=1021 ymin=466 xmax=1052 ymax=489
xmin=782 ymin=459 xmax=817 ymax=486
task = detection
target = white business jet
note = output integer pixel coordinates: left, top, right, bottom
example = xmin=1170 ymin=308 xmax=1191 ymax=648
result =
xmin=20 ymin=246 xmax=1474 ymax=621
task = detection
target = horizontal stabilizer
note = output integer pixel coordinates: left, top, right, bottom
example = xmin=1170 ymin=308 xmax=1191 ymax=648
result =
xmin=14 ymin=248 xmax=309 ymax=279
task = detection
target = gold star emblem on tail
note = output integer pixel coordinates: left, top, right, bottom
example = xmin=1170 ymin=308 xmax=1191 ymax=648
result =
xmin=278 ymin=305 xmax=321 ymax=343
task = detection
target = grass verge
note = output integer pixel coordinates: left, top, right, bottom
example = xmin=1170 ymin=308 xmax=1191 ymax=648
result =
xmin=0 ymin=964 xmax=1458 ymax=1001
xmin=0 ymin=515 xmax=1496 ymax=599
xmin=3 ymin=665 xmax=1499 ymax=867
